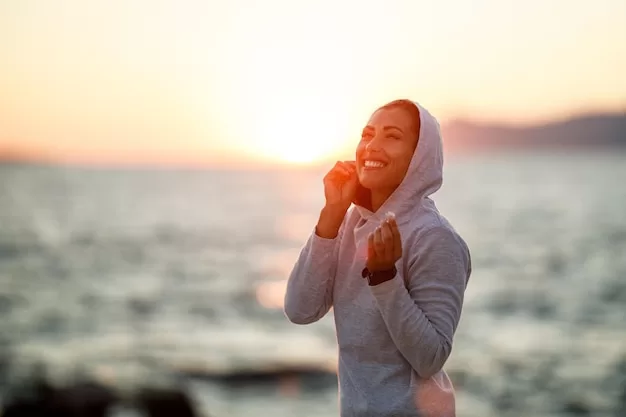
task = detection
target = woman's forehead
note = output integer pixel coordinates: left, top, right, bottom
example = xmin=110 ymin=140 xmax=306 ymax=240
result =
xmin=367 ymin=107 xmax=415 ymax=133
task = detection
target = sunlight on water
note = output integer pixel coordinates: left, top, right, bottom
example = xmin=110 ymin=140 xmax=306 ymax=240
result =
xmin=274 ymin=212 xmax=317 ymax=244
xmin=255 ymin=280 xmax=287 ymax=310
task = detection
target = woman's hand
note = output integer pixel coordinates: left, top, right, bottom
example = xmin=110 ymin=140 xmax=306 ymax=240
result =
xmin=323 ymin=161 xmax=358 ymax=213
xmin=367 ymin=216 xmax=402 ymax=272
xmin=316 ymin=161 xmax=358 ymax=239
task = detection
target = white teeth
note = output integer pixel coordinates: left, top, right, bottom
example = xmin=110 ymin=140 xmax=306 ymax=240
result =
xmin=364 ymin=160 xmax=386 ymax=168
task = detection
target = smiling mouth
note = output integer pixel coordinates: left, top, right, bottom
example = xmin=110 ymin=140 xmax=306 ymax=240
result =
xmin=363 ymin=160 xmax=388 ymax=169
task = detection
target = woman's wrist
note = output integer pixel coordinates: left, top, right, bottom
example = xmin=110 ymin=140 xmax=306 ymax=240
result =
xmin=361 ymin=266 xmax=398 ymax=286
xmin=315 ymin=205 xmax=347 ymax=239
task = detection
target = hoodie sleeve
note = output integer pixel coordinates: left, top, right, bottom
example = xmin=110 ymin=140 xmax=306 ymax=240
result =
xmin=283 ymin=224 xmax=343 ymax=325
xmin=369 ymin=226 xmax=471 ymax=379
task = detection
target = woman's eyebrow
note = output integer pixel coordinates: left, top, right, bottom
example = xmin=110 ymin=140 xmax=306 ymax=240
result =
xmin=384 ymin=126 xmax=404 ymax=133
xmin=363 ymin=125 xmax=403 ymax=132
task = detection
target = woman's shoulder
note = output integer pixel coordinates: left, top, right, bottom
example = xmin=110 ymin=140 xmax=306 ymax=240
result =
xmin=405 ymin=220 xmax=470 ymax=261
xmin=399 ymin=226 xmax=471 ymax=286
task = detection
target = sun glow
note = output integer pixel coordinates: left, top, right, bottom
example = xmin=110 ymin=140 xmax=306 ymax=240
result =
xmin=248 ymin=99 xmax=355 ymax=164
xmin=209 ymin=3 xmax=375 ymax=166
xmin=216 ymin=66 xmax=362 ymax=165
xmin=2 ymin=1 xmax=625 ymax=166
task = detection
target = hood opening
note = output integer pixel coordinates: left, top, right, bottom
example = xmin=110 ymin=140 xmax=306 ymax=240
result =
xmin=353 ymin=100 xmax=444 ymax=222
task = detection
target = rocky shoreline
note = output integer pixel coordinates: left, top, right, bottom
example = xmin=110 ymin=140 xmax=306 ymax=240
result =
xmin=0 ymin=360 xmax=339 ymax=417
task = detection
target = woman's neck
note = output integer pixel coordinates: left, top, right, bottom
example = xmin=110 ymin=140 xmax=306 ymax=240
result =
xmin=370 ymin=188 xmax=395 ymax=213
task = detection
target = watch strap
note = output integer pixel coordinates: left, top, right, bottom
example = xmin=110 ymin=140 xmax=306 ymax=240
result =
xmin=361 ymin=265 xmax=397 ymax=286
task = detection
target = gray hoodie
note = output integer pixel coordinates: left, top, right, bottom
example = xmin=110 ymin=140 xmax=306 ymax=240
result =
xmin=284 ymin=102 xmax=471 ymax=417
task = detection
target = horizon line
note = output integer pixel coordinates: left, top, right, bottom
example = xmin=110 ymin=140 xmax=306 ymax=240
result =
xmin=2 ymin=109 xmax=625 ymax=169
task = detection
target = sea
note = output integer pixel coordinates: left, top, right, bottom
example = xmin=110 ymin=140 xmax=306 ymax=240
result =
xmin=0 ymin=150 xmax=625 ymax=417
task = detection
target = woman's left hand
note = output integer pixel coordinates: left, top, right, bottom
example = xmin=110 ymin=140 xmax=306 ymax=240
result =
xmin=367 ymin=217 xmax=402 ymax=272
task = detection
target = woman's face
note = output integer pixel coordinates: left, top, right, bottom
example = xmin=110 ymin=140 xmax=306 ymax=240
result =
xmin=355 ymin=107 xmax=419 ymax=192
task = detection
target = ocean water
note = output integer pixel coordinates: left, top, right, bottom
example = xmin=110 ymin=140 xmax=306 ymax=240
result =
xmin=0 ymin=151 xmax=625 ymax=417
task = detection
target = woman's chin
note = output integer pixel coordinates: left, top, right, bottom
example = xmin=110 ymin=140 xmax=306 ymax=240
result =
xmin=359 ymin=174 xmax=390 ymax=191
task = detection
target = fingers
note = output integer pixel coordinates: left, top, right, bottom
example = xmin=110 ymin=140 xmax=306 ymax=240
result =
xmin=366 ymin=215 xmax=403 ymax=272
xmin=324 ymin=163 xmax=347 ymax=185
xmin=379 ymin=222 xmax=394 ymax=260
xmin=337 ymin=161 xmax=357 ymax=174
xmin=344 ymin=161 xmax=356 ymax=170
xmin=367 ymin=231 xmax=376 ymax=261
xmin=339 ymin=161 xmax=357 ymax=179
xmin=372 ymin=223 xmax=393 ymax=260
xmin=335 ymin=164 xmax=351 ymax=177
xmin=373 ymin=226 xmax=385 ymax=259
xmin=325 ymin=161 xmax=356 ymax=183
xmin=388 ymin=218 xmax=402 ymax=259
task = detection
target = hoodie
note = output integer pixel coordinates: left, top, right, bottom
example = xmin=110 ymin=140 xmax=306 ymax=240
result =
xmin=284 ymin=102 xmax=471 ymax=417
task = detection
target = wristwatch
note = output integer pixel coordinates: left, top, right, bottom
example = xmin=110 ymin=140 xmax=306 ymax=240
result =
xmin=361 ymin=265 xmax=398 ymax=286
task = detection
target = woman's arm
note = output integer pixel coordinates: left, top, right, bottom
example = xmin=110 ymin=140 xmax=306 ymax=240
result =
xmin=369 ymin=227 xmax=471 ymax=378
xmin=283 ymin=206 xmax=347 ymax=324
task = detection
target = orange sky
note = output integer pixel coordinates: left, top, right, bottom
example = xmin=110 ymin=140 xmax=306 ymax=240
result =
xmin=1 ymin=0 xmax=625 ymax=166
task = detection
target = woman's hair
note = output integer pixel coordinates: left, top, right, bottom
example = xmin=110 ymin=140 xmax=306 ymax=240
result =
xmin=377 ymin=99 xmax=421 ymax=144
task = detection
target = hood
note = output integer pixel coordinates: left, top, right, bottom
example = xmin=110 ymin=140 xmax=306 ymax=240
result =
xmin=353 ymin=101 xmax=444 ymax=226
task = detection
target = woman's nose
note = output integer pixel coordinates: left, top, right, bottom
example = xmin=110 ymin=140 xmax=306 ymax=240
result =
xmin=366 ymin=134 xmax=383 ymax=152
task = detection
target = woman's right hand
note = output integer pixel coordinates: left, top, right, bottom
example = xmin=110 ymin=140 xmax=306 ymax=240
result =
xmin=323 ymin=161 xmax=358 ymax=213
xmin=316 ymin=161 xmax=358 ymax=239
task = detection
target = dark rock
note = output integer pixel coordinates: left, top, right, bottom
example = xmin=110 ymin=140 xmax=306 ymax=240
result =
xmin=136 ymin=387 xmax=198 ymax=417
xmin=53 ymin=382 xmax=117 ymax=417
xmin=181 ymin=366 xmax=337 ymax=391
xmin=2 ymin=379 xmax=116 ymax=417
xmin=2 ymin=401 xmax=45 ymax=417
xmin=0 ymin=372 xmax=207 ymax=417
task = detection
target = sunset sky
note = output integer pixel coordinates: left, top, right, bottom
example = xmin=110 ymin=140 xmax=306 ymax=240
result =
xmin=1 ymin=0 xmax=625 ymax=166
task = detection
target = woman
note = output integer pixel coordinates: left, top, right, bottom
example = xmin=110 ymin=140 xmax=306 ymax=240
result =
xmin=284 ymin=99 xmax=471 ymax=417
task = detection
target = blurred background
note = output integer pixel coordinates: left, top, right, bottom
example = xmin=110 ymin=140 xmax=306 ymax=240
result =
xmin=1 ymin=0 xmax=625 ymax=416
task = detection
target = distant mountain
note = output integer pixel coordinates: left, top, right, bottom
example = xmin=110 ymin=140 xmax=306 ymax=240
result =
xmin=441 ymin=112 xmax=626 ymax=152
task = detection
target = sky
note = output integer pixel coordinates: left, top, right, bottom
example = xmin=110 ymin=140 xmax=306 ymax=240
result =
xmin=1 ymin=0 xmax=625 ymax=166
